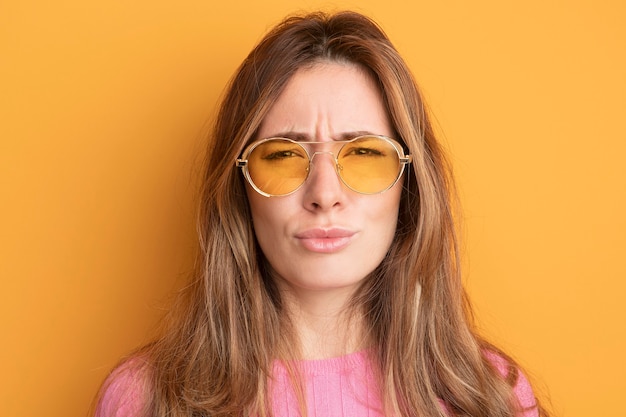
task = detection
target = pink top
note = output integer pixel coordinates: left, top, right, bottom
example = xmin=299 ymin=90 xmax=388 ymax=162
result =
xmin=96 ymin=351 xmax=538 ymax=417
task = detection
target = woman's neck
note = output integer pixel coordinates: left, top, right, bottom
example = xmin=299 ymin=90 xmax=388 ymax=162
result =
xmin=280 ymin=286 xmax=366 ymax=360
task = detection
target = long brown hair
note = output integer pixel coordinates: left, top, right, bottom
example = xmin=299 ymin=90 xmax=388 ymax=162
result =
xmin=99 ymin=10 xmax=549 ymax=417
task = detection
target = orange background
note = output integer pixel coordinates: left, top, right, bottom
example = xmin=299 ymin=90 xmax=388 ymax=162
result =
xmin=1 ymin=1 xmax=624 ymax=416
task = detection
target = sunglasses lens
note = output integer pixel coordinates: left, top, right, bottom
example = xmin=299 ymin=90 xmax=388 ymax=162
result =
xmin=338 ymin=136 xmax=402 ymax=194
xmin=247 ymin=139 xmax=309 ymax=195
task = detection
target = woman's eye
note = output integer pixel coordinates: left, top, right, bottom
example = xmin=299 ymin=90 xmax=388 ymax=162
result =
xmin=345 ymin=147 xmax=384 ymax=157
xmin=263 ymin=149 xmax=303 ymax=160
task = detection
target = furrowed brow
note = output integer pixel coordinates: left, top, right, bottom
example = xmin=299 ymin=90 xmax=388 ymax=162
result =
xmin=264 ymin=130 xmax=379 ymax=142
xmin=336 ymin=131 xmax=377 ymax=140
xmin=267 ymin=132 xmax=311 ymax=141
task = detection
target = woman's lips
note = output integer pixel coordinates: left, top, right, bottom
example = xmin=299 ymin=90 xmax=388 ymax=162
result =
xmin=295 ymin=228 xmax=356 ymax=253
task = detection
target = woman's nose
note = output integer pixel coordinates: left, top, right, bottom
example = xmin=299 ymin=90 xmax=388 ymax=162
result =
xmin=303 ymin=152 xmax=344 ymax=210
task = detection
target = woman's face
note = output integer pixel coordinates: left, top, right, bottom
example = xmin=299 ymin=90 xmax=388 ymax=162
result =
xmin=246 ymin=62 xmax=402 ymax=299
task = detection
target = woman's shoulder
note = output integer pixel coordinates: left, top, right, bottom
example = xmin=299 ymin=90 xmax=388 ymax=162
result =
xmin=94 ymin=355 xmax=151 ymax=417
xmin=483 ymin=349 xmax=539 ymax=416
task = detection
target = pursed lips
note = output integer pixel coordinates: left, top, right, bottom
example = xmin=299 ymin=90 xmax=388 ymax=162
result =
xmin=294 ymin=227 xmax=357 ymax=253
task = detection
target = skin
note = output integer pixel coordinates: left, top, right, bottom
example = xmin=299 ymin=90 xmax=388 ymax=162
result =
xmin=246 ymin=62 xmax=403 ymax=357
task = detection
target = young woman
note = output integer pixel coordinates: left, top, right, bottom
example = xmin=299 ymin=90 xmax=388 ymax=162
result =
xmin=94 ymin=11 xmax=549 ymax=417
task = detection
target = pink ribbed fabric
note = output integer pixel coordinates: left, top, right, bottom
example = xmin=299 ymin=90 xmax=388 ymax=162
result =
xmin=95 ymin=357 xmax=149 ymax=417
xmin=269 ymin=350 xmax=384 ymax=417
xmin=96 ymin=350 xmax=538 ymax=417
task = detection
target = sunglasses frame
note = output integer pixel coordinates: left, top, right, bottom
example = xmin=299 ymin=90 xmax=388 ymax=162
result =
xmin=236 ymin=135 xmax=412 ymax=197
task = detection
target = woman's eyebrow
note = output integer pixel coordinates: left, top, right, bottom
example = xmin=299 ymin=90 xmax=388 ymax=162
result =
xmin=337 ymin=131 xmax=377 ymax=140
xmin=271 ymin=132 xmax=311 ymax=141
xmin=264 ymin=130 xmax=378 ymax=141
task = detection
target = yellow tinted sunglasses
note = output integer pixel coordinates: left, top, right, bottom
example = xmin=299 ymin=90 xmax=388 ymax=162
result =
xmin=236 ymin=135 xmax=411 ymax=197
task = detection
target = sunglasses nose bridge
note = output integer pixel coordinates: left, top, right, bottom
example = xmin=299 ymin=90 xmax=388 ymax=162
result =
xmin=309 ymin=150 xmax=340 ymax=170
xmin=309 ymin=150 xmax=337 ymax=160
xmin=307 ymin=150 xmax=343 ymax=182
